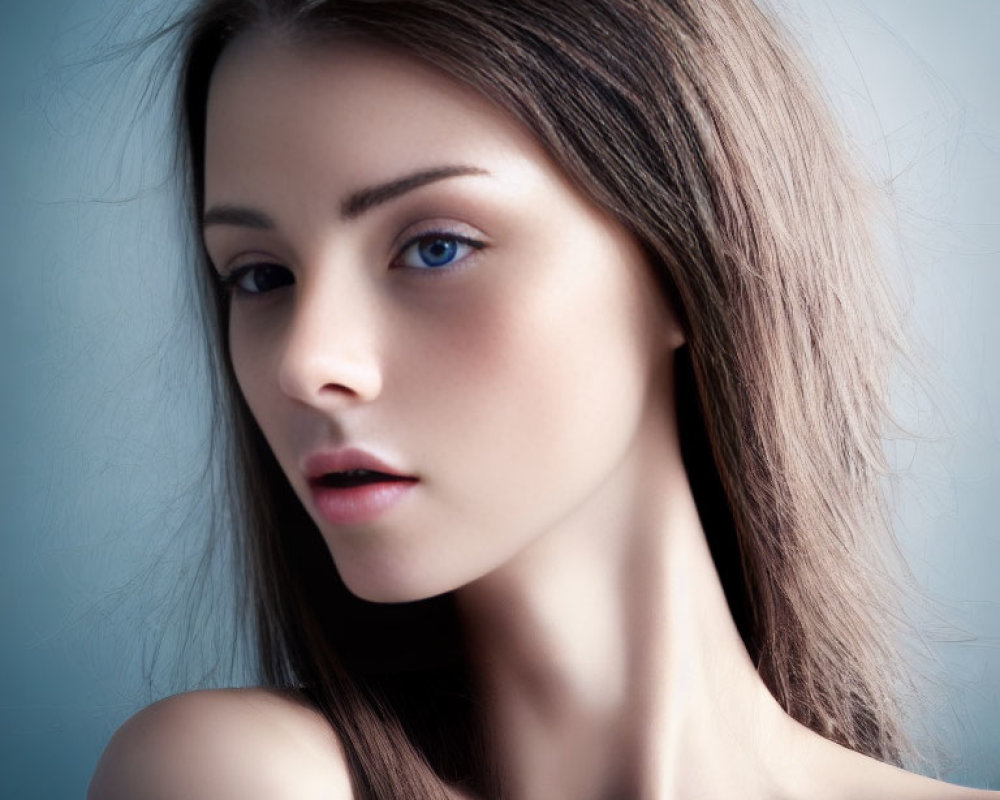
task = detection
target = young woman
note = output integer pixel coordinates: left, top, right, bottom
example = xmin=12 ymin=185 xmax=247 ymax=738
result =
xmin=88 ymin=0 xmax=998 ymax=798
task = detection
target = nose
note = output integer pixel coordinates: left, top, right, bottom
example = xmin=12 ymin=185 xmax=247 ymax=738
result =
xmin=276 ymin=273 xmax=384 ymax=408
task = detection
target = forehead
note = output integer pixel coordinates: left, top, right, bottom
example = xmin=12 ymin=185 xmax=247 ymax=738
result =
xmin=203 ymin=31 xmax=552 ymax=203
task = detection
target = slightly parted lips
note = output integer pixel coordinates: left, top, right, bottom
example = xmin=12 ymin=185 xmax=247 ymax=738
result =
xmin=315 ymin=469 xmax=413 ymax=488
xmin=304 ymin=448 xmax=417 ymax=490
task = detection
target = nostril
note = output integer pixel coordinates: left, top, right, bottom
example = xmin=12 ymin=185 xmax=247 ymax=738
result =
xmin=277 ymin=351 xmax=384 ymax=406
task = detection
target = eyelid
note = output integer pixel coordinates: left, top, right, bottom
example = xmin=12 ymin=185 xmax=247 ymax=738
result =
xmin=213 ymin=247 xmax=285 ymax=279
xmin=394 ymin=216 xmax=486 ymax=241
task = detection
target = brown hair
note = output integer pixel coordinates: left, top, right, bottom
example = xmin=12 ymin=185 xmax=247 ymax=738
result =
xmin=173 ymin=0 xmax=913 ymax=796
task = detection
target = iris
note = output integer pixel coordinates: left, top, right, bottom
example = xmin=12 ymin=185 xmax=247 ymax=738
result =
xmin=417 ymin=236 xmax=458 ymax=267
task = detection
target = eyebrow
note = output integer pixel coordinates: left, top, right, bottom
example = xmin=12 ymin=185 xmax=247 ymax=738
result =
xmin=341 ymin=165 xmax=488 ymax=219
xmin=202 ymin=205 xmax=275 ymax=230
xmin=201 ymin=164 xmax=489 ymax=230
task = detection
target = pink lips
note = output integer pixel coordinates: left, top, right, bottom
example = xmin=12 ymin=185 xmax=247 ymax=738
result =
xmin=304 ymin=448 xmax=417 ymax=526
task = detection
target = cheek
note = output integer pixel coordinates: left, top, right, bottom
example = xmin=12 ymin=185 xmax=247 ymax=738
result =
xmin=229 ymin=318 xmax=263 ymax=398
xmin=229 ymin=328 xmax=261 ymax=416
xmin=393 ymin=251 xmax=661 ymax=531
xmin=227 ymin=315 xmax=290 ymax=458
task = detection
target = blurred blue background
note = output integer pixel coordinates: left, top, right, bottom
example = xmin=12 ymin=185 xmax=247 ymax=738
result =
xmin=1 ymin=0 xmax=997 ymax=796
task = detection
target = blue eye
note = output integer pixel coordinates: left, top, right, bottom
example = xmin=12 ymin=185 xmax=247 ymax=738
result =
xmin=222 ymin=263 xmax=294 ymax=296
xmin=396 ymin=233 xmax=482 ymax=270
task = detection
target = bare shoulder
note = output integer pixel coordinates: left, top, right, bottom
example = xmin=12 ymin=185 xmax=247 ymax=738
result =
xmin=785 ymin=717 xmax=999 ymax=800
xmin=87 ymin=687 xmax=354 ymax=800
xmin=838 ymin=759 xmax=1000 ymax=800
xmin=842 ymin=760 xmax=1000 ymax=800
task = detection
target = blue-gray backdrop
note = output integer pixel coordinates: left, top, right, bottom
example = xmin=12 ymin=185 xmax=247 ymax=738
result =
xmin=1 ymin=0 xmax=997 ymax=797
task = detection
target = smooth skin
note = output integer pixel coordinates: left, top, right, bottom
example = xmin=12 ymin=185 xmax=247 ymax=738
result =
xmin=89 ymin=32 xmax=998 ymax=800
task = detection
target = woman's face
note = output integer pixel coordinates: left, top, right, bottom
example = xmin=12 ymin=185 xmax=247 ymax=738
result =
xmin=202 ymin=33 xmax=683 ymax=602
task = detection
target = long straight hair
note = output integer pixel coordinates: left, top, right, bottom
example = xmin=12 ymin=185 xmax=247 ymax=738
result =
xmin=173 ymin=0 xmax=913 ymax=796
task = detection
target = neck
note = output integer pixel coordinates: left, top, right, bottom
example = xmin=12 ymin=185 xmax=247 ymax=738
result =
xmin=455 ymin=412 xmax=799 ymax=800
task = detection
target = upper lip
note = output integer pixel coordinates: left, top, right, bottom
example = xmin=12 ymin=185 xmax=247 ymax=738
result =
xmin=303 ymin=447 xmax=416 ymax=483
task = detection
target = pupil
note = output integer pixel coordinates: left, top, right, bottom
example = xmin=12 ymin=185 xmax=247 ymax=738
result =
xmin=419 ymin=237 xmax=456 ymax=266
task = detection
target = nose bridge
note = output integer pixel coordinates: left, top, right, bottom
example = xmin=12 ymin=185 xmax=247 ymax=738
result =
xmin=278 ymin=257 xmax=382 ymax=405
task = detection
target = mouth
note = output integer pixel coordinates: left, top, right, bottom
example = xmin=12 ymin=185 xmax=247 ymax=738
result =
xmin=304 ymin=449 xmax=418 ymax=525
xmin=313 ymin=469 xmax=416 ymax=489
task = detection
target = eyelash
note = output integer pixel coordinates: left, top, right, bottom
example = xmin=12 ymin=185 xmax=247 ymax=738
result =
xmin=217 ymin=229 xmax=486 ymax=297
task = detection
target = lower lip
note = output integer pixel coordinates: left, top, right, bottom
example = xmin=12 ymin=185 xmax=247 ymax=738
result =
xmin=309 ymin=480 xmax=417 ymax=525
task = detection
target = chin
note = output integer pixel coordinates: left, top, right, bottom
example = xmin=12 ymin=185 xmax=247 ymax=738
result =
xmin=333 ymin=553 xmax=468 ymax=605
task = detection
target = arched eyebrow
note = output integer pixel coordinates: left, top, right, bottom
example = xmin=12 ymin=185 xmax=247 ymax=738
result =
xmin=340 ymin=165 xmax=488 ymax=219
xmin=201 ymin=165 xmax=489 ymax=230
